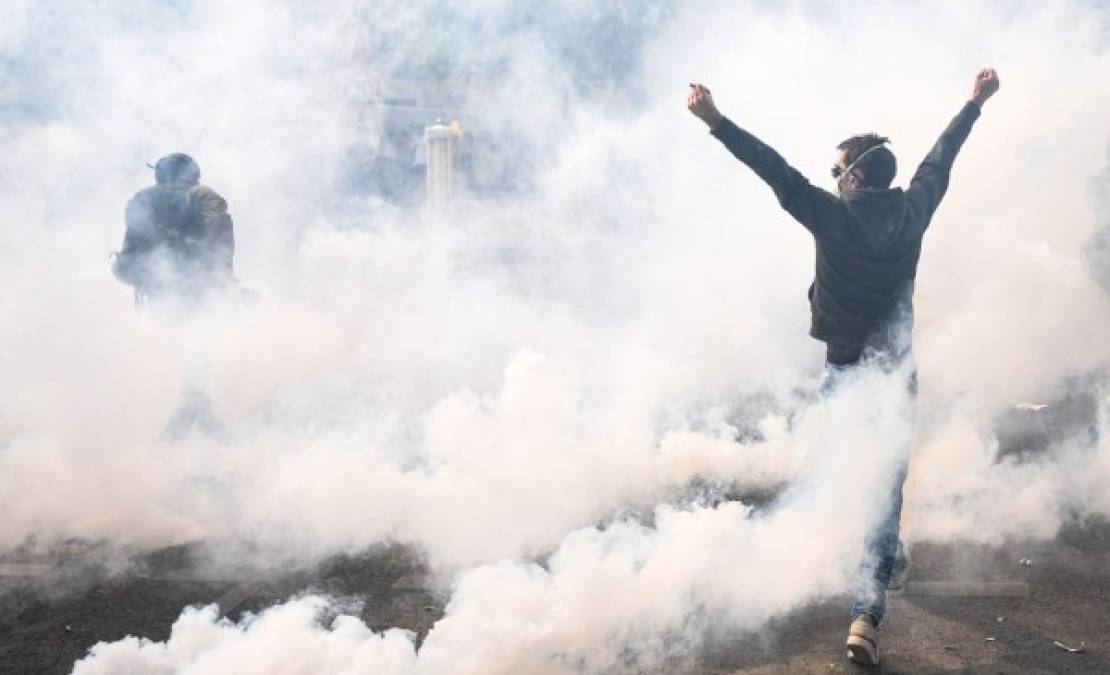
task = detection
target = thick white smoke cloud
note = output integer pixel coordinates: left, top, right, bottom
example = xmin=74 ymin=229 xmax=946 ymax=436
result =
xmin=72 ymin=366 xmax=918 ymax=674
xmin=1 ymin=0 xmax=1109 ymax=672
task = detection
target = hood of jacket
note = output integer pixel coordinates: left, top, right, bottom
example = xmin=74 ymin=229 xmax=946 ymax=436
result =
xmin=839 ymin=186 xmax=909 ymax=253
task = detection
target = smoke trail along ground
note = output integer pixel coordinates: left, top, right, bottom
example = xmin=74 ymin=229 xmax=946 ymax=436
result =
xmin=72 ymin=366 xmax=921 ymax=674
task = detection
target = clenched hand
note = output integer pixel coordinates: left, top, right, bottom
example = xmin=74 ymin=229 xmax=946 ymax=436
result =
xmin=687 ymin=83 xmax=723 ymax=129
xmin=970 ymin=68 xmax=1000 ymax=107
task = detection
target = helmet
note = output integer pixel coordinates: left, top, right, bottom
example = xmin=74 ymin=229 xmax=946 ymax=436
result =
xmin=152 ymin=153 xmax=201 ymax=184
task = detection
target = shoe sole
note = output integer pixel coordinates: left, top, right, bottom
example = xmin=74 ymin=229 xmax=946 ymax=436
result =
xmin=846 ymin=636 xmax=879 ymax=666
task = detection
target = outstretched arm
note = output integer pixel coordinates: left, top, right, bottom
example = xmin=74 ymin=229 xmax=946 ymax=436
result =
xmin=688 ymin=83 xmax=839 ymax=236
xmin=907 ymin=68 xmax=999 ymax=226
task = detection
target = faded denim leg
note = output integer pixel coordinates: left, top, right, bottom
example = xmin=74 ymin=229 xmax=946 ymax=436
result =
xmin=821 ymin=346 xmax=916 ymax=627
xmin=850 ymin=463 xmax=908 ymax=625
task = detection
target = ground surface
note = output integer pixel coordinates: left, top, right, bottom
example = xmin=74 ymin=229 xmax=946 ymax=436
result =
xmin=1 ymin=526 xmax=1108 ymax=675
xmin=2 ymin=400 xmax=1105 ymax=674
xmin=698 ymin=528 xmax=1110 ymax=674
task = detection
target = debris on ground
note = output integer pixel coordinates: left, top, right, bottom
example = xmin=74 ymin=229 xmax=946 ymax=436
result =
xmin=1052 ymin=640 xmax=1086 ymax=654
xmin=1018 ymin=558 xmax=1033 ymax=566
xmin=1014 ymin=402 xmax=1047 ymax=412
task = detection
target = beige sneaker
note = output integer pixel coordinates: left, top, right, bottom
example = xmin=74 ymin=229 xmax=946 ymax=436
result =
xmin=846 ymin=614 xmax=879 ymax=665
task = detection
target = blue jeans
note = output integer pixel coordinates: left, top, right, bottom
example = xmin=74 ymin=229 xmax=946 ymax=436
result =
xmin=822 ymin=347 xmax=915 ymax=626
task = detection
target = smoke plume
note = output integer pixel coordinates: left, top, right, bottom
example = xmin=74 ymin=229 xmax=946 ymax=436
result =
xmin=0 ymin=0 xmax=1108 ymax=672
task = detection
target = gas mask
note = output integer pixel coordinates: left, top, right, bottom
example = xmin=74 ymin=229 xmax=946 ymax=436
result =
xmin=832 ymin=142 xmax=887 ymax=194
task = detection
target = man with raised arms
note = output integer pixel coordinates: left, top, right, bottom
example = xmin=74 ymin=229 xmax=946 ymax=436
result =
xmin=688 ymin=68 xmax=1000 ymax=665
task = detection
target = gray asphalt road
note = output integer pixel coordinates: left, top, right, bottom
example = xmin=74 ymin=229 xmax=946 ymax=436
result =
xmin=698 ymin=533 xmax=1110 ymax=674
xmin=2 ymin=529 xmax=1108 ymax=674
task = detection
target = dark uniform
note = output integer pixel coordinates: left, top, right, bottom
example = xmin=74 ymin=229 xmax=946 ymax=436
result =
xmin=113 ymin=153 xmax=235 ymax=303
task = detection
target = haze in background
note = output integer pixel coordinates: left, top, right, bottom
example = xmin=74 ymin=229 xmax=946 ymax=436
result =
xmin=0 ymin=0 xmax=1108 ymax=672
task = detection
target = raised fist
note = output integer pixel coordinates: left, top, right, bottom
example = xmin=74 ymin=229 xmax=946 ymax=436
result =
xmin=971 ymin=68 xmax=1000 ymax=107
xmin=687 ymin=83 xmax=723 ymax=129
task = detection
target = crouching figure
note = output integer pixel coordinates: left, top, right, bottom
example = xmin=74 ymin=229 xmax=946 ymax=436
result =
xmin=113 ymin=153 xmax=235 ymax=306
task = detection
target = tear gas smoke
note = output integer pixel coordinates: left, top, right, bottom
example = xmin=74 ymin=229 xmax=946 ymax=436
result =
xmin=1 ymin=0 xmax=1109 ymax=673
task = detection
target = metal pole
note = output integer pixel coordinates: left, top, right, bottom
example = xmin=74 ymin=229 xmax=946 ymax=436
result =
xmin=424 ymin=121 xmax=455 ymax=209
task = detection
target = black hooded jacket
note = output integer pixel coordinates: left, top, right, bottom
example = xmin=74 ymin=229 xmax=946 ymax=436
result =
xmin=710 ymin=102 xmax=981 ymax=363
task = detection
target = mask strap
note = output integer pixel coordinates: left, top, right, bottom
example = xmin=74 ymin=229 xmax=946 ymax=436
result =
xmin=843 ymin=142 xmax=888 ymax=176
